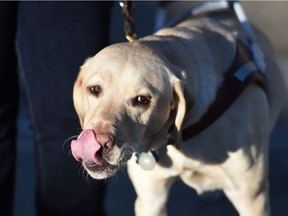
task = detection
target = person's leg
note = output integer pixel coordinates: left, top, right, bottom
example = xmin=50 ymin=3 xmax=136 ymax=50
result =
xmin=16 ymin=2 xmax=113 ymax=215
xmin=0 ymin=2 xmax=19 ymax=216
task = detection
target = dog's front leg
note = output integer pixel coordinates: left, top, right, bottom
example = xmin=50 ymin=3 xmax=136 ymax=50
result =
xmin=127 ymin=155 xmax=177 ymax=216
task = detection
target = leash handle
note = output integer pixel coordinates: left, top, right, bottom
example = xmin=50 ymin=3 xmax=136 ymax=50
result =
xmin=119 ymin=0 xmax=137 ymax=42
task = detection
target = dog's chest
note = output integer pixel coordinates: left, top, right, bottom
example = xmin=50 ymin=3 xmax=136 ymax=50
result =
xmin=179 ymin=168 xmax=220 ymax=194
xmin=164 ymin=146 xmax=220 ymax=193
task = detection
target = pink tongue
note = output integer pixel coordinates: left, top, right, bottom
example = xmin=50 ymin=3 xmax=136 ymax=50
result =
xmin=71 ymin=129 xmax=104 ymax=165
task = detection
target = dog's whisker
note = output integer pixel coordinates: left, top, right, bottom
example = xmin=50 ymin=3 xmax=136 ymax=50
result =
xmin=102 ymin=178 xmax=108 ymax=185
xmin=81 ymin=167 xmax=90 ymax=183
xmin=63 ymin=135 xmax=79 ymax=145
xmin=62 ymin=135 xmax=79 ymax=154
xmin=108 ymin=173 xmax=119 ymax=185
xmin=67 ymin=149 xmax=73 ymax=157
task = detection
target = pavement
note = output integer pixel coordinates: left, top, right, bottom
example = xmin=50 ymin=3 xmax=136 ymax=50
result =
xmin=14 ymin=2 xmax=288 ymax=216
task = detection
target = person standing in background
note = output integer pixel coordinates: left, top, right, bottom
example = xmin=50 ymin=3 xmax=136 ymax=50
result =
xmin=0 ymin=2 xmax=114 ymax=215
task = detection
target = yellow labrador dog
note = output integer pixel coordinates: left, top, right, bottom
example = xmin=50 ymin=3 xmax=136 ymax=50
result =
xmin=71 ymin=4 xmax=285 ymax=216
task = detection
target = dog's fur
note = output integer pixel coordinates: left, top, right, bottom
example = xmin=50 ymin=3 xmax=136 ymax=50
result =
xmin=71 ymin=12 xmax=285 ymax=216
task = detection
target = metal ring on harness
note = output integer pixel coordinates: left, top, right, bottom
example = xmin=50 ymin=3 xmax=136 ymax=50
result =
xmin=119 ymin=0 xmax=137 ymax=42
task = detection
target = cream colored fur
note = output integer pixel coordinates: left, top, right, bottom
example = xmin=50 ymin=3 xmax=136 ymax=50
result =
xmin=73 ymin=17 xmax=286 ymax=216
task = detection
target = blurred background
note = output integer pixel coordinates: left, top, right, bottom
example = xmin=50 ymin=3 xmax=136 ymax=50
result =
xmin=14 ymin=1 xmax=287 ymax=216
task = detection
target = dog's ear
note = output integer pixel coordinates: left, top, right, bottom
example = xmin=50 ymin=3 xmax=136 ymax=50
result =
xmin=73 ymin=72 xmax=84 ymax=128
xmin=73 ymin=59 xmax=91 ymax=128
xmin=171 ymin=78 xmax=186 ymax=149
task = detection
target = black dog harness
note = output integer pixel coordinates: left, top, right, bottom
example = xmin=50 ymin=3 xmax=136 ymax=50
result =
xmin=157 ymin=1 xmax=268 ymax=141
xmin=173 ymin=1 xmax=269 ymax=141
xmin=127 ymin=1 xmax=269 ymax=167
xmin=181 ymin=40 xmax=268 ymax=140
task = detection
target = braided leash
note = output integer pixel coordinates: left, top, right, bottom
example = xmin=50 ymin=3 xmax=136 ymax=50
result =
xmin=119 ymin=0 xmax=137 ymax=42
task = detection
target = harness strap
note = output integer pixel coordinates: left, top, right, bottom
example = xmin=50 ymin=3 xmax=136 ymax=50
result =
xmin=155 ymin=0 xmax=266 ymax=73
xmin=233 ymin=1 xmax=266 ymax=72
xmin=181 ymin=40 xmax=268 ymax=141
xmin=155 ymin=1 xmax=232 ymax=30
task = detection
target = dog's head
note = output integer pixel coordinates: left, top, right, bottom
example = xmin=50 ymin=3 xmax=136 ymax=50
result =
xmin=71 ymin=42 xmax=186 ymax=179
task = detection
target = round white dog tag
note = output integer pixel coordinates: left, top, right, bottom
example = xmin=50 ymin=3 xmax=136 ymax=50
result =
xmin=138 ymin=152 xmax=156 ymax=170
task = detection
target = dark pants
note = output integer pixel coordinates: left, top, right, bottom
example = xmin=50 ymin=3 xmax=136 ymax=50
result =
xmin=0 ymin=2 xmax=113 ymax=215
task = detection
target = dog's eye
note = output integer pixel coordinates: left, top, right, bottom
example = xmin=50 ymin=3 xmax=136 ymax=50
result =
xmin=88 ymin=85 xmax=101 ymax=97
xmin=133 ymin=95 xmax=151 ymax=107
